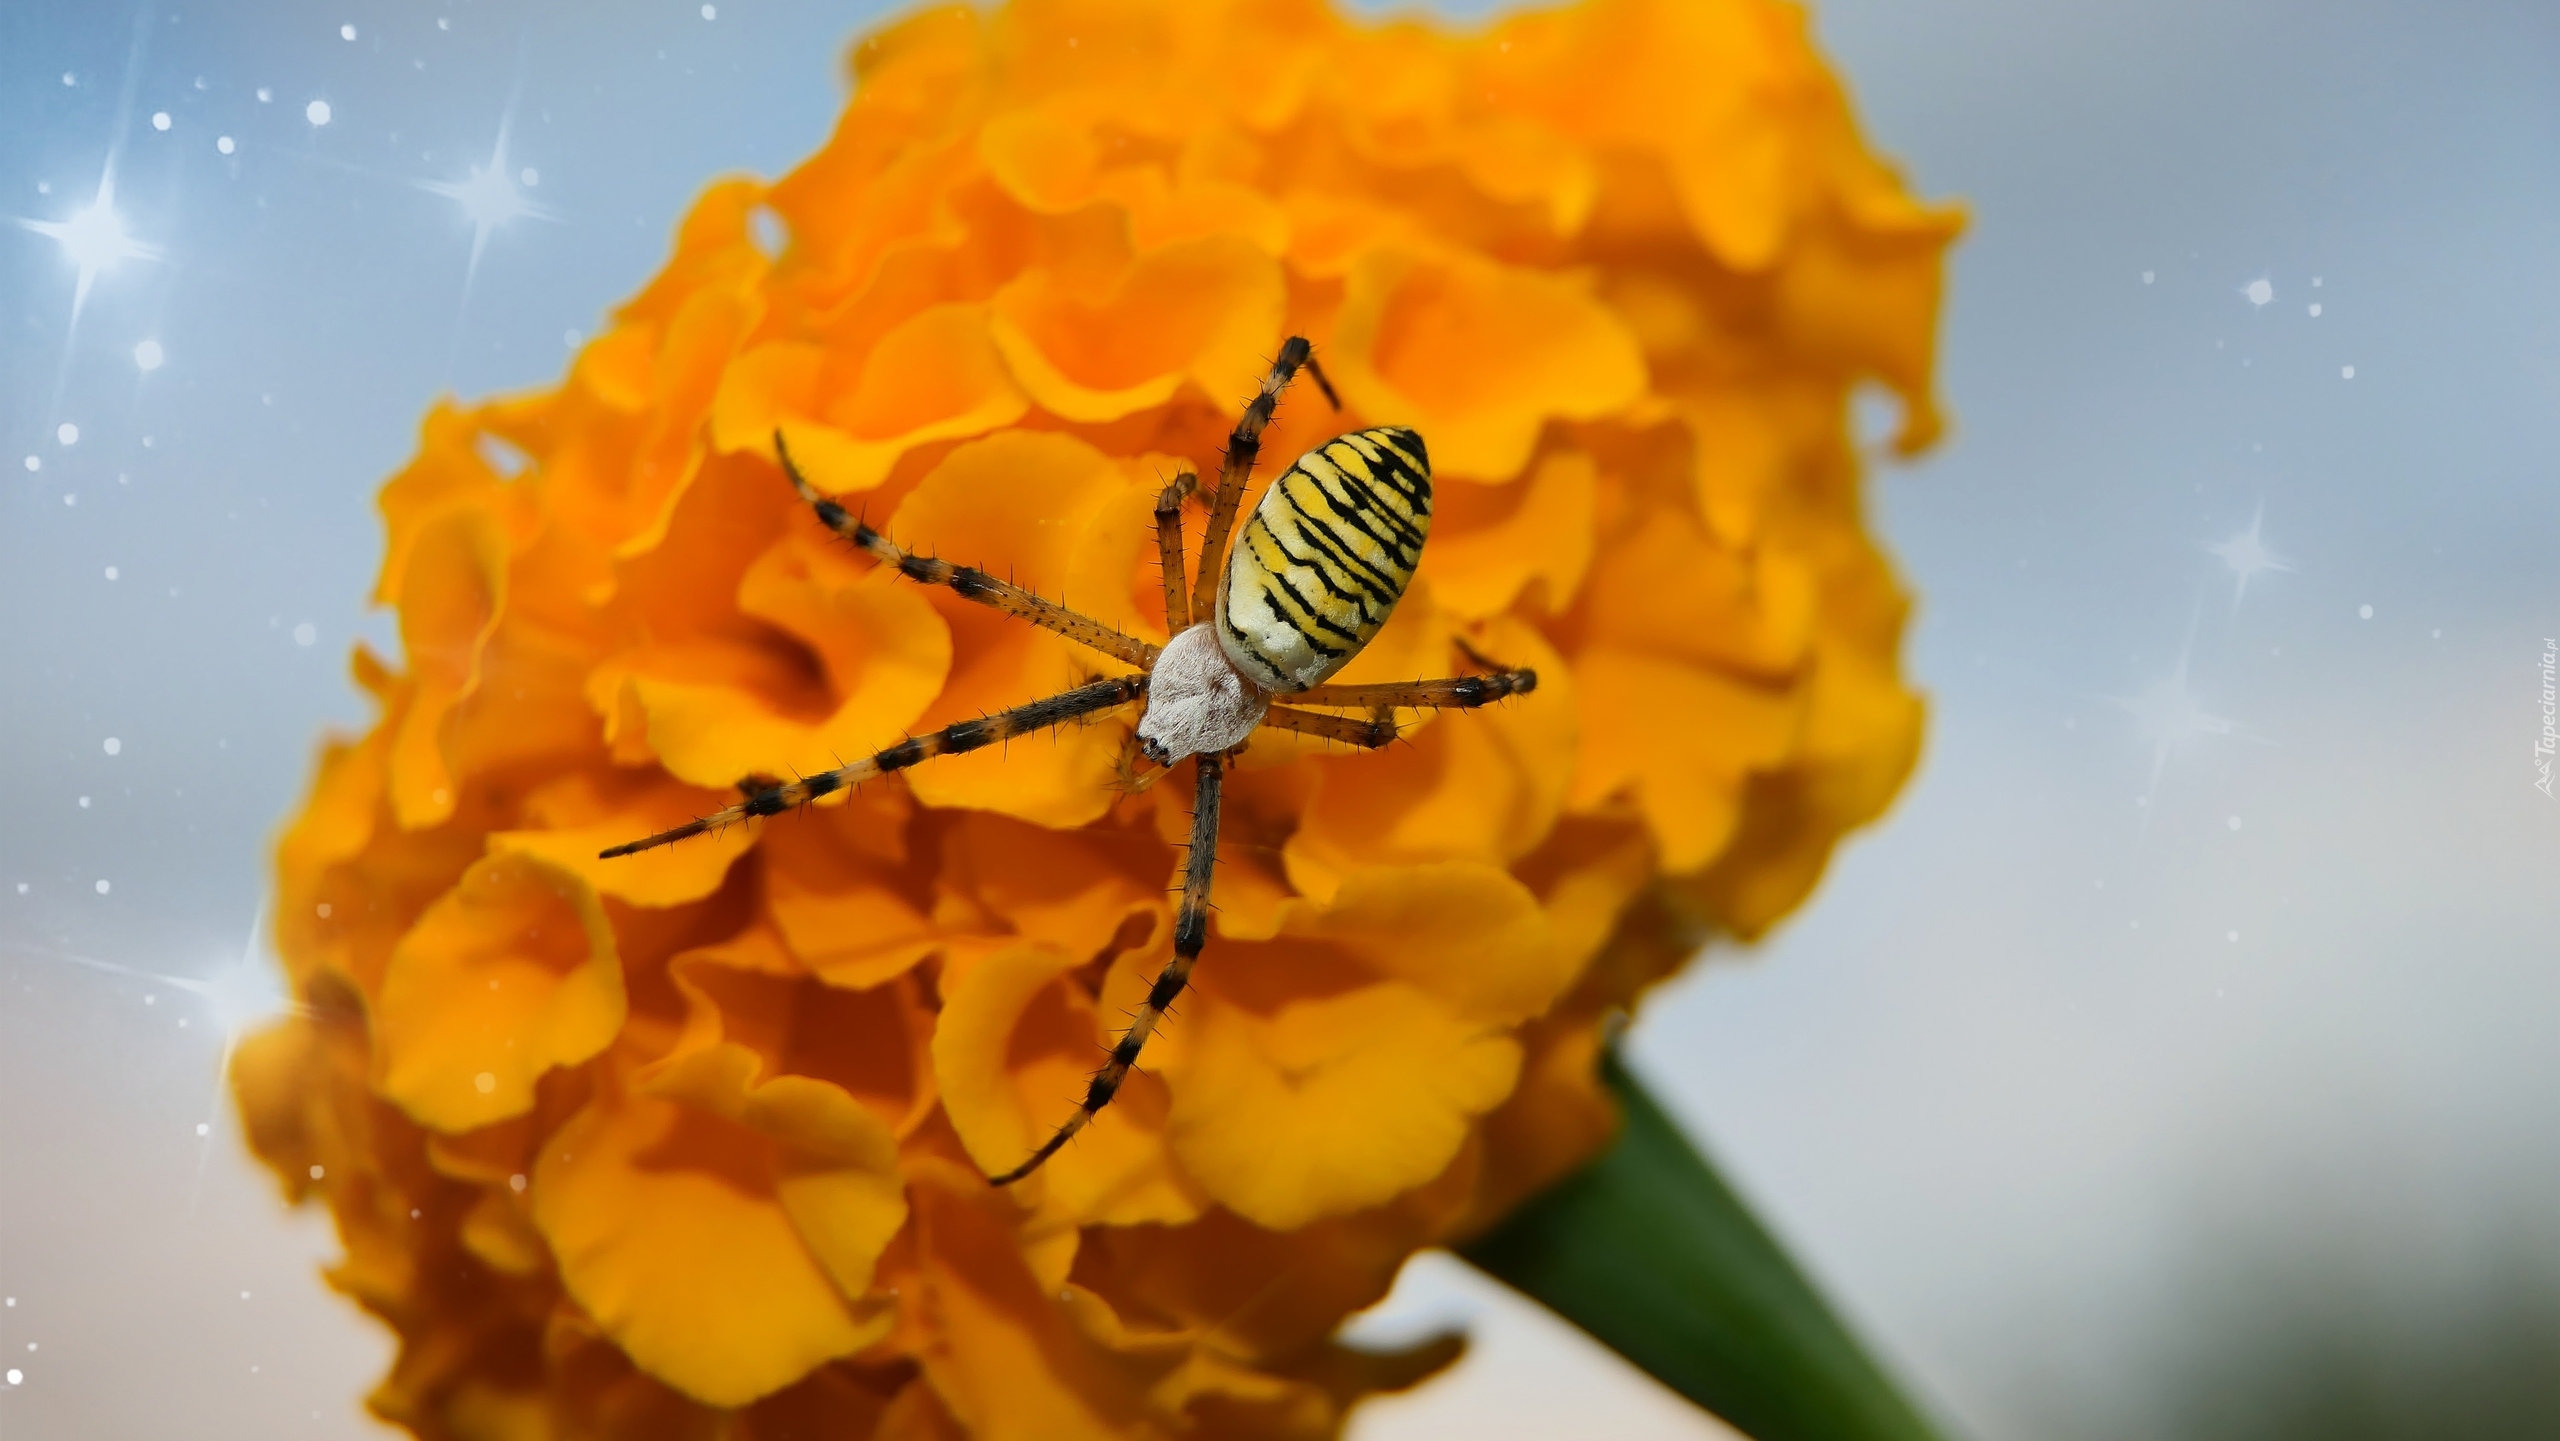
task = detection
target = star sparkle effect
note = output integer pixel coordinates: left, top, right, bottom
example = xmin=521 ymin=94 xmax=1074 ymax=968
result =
xmin=2108 ymin=600 xmax=2241 ymax=822
xmin=17 ymin=176 xmax=163 ymax=327
xmin=4 ymin=906 xmax=306 ymax=1212
xmin=2206 ymin=502 xmax=2296 ymax=610
xmin=415 ymin=111 xmax=556 ymax=310
xmin=16 ymin=5 xmax=163 ymax=405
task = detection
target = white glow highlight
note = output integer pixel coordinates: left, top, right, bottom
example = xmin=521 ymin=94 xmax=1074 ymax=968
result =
xmin=426 ymin=158 xmax=539 ymax=232
xmin=18 ymin=179 xmax=163 ymax=325
xmin=2118 ymin=652 xmax=2234 ymax=805
xmin=306 ymin=98 xmax=332 ymax=126
xmin=134 ymin=338 xmax=164 ymax=370
xmin=418 ymin=111 xmax=556 ymax=311
xmin=2205 ymin=503 xmax=2295 ymax=610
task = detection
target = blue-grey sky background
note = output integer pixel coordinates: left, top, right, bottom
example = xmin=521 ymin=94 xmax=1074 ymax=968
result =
xmin=3 ymin=0 xmax=2555 ymax=1437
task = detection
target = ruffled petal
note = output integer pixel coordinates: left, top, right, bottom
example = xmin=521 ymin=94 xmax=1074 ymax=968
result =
xmin=888 ymin=432 xmax=1152 ymax=826
xmin=1330 ymin=244 xmax=1646 ymax=481
xmin=988 ymin=235 xmax=1285 ymax=423
xmin=373 ymin=853 xmax=625 ymax=1132
xmin=1166 ymin=962 xmax=1520 ymax=1231
xmin=932 ymin=941 xmax=1205 ymax=1227
xmin=1569 ymin=648 xmax=1804 ymax=872
xmin=490 ymin=768 xmax=757 ymax=907
xmin=532 ymin=1076 xmax=891 ymax=1408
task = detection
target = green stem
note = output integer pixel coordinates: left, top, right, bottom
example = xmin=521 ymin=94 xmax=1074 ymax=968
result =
xmin=1460 ymin=1051 xmax=1953 ymax=1441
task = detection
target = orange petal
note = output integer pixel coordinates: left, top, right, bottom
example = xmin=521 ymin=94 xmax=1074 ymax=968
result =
xmin=977 ymin=107 xmax=1102 ymax=215
xmin=932 ymin=941 xmax=1205 ymax=1227
xmin=533 ymin=1077 xmax=891 ymax=1409
xmin=1419 ymin=450 xmax=1598 ymax=619
xmin=590 ymin=533 xmax=952 ymax=787
xmin=711 ymin=305 xmax=1030 ymax=496
xmin=491 ymin=768 xmax=757 ymax=907
xmin=761 ymin=798 xmax=945 ymax=991
xmin=906 ymin=1162 xmax=1154 ymax=1441
xmin=386 ymin=501 xmax=509 ymax=829
xmin=1451 ymin=112 xmax=1597 ymax=237
xmin=1772 ymin=210 xmax=1961 ymax=453
xmin=1568 ymin=648 xmax=1804 ymax=873
xmin=1283 ymin=618 xmax=1576 ymax=891
xmin=988 ymin=234 xmax=1284 ymax=423
xmin=1274 ymin=860 xmax=1566 ymax=1028
xmin=645 ymin=1042 xmax=909 ymax=1308
xmin=941 ymin=811 xmax=1167 ymax=959
xmin=1580 ymin=503 xmax=1819 ymax=679
xmin=663 ymin=951 xmax=935 ymax=1142
xmin=889 ymin=432 xmax=1152 ymax=826
xmin=373 ymin=853 xmax=625 ymax=1131
xmin=613 ymin=283 xmax=765 ymax=559
xmin=1166 ymin=962 xmax=1519 ymax=1231
xmin=1331 ymin=245 xmax=1646 ymax=481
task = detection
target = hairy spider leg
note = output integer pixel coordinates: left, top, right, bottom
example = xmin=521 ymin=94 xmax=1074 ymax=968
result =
xmin=1155 ymin=470 xmax=1199 ymax=632
xmin=597 ymin=676 xmax=1147 ymax=859
xmin=991 ymin=750 xmax=1225 ymax=1186
xmin=1190 ymin=337 xmax=1339 ymax=626
xmin=1257 ymin=704 xmax=1397 ymax=748
xmin=775 ymin=429 xmax=1160 ymax=671
xmin=1288 ymin=669 xmax=1538 ymax=711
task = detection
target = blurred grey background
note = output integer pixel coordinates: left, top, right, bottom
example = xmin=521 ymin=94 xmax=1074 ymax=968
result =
xmin=3 ymin=0 xmax=2554 ymax=1437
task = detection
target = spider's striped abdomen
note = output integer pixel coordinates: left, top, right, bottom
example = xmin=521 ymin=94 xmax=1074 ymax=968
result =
xmin=1216 ymin=425 xmax=1431 ymax=692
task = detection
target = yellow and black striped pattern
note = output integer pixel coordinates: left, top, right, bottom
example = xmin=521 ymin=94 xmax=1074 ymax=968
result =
xmin=1216 ymin=426 xmax=1431 ymax=692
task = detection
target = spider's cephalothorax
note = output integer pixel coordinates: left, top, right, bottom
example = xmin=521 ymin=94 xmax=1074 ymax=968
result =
xmin=600 ymin=337 xmax=1536 ymax=1185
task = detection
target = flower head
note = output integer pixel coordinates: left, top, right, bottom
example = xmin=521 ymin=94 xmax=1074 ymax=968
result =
xmin=238 ymin=0 xmax=1957 ymax=1433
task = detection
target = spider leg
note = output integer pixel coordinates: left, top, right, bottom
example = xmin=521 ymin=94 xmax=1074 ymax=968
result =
xmin=1155 ymin=470 xmax=1199 ymax=632
xmin=1288 ymin=668 xmax=1538 ymax=712
xmin=991 ymin=749 xmax=1224 ymax=1186
xmin=776 ymin=429 xmax=1160 ymax=671
xmin=1257 ymin=704 xmax=1396 ymax=749
xmin=598 ymin=676 xmax=1147 ymax=859
xmin=1190 ymin=336 xmax=1338 ymax=624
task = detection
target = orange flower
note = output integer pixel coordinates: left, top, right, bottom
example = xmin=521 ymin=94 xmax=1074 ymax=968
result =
xmin=238 ymin=0 xmax=1957 ymax=1434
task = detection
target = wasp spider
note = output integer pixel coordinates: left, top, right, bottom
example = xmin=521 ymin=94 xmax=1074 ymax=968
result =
xmin=601 ymin=337 xmax=1537 ymax=1184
